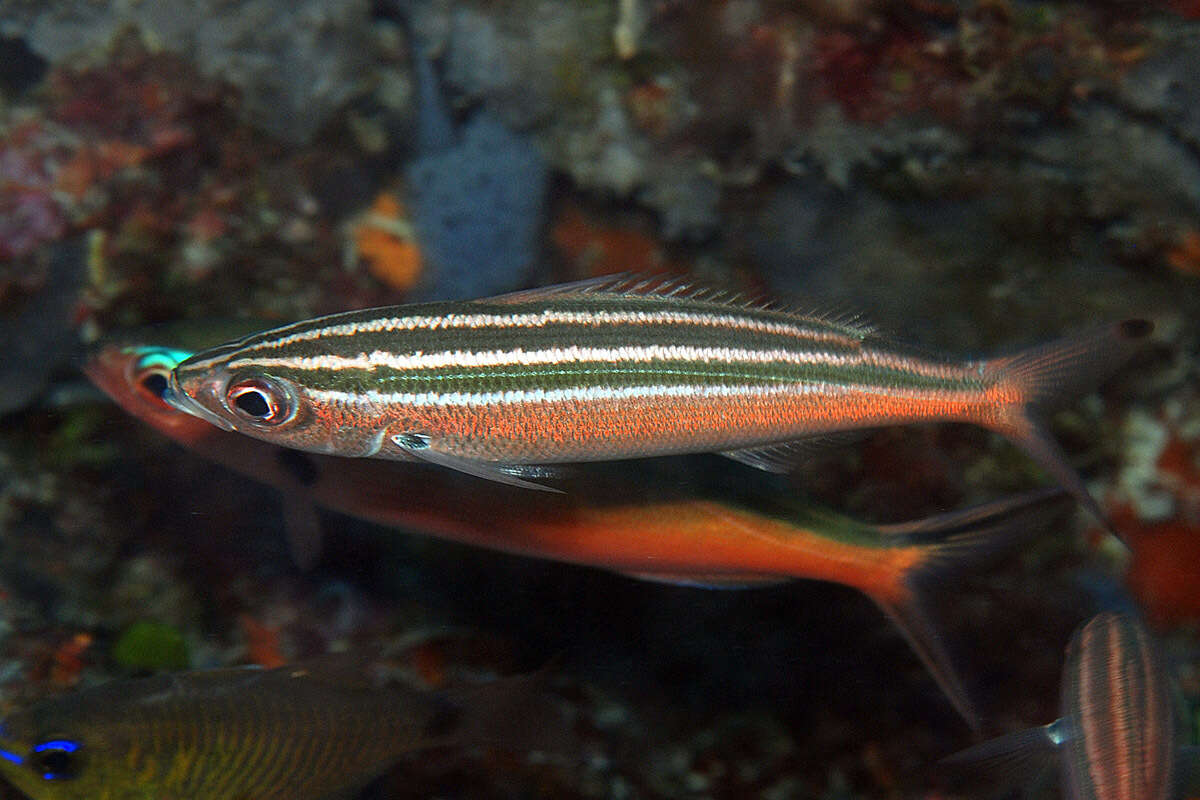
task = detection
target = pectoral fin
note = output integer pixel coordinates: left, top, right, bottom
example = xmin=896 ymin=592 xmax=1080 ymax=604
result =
xmin=389 ymin=433 xmax=563 ymax=492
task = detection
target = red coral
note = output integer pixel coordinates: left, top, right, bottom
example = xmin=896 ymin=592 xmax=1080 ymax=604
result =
xmin=1122 ymin=513 xmax=1200 ymax=628
xmin=238 ymin=613 xmax=286 ymax=669
xmin=1117 ymin=425 xmax=1200 ymax=627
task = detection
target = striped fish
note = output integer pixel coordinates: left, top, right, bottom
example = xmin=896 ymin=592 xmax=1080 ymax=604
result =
xmin=0 ymin=657 xmax=564 ymax=800
xmin=88 ymin=330 xmax=1072 ymax=730
xmin=943 ymin=612 xmax=1192 ymax=800
xmin=164 ymin=277 xmax=1151 ymax=524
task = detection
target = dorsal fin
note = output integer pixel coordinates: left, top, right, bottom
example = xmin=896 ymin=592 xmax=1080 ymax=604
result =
xmin=485 ymin=274 xmax=644 ymax=303
xmin=485 ymin=273 xmax=878 ymax=338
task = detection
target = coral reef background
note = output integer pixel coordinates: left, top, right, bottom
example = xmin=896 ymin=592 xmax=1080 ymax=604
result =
xmin=0 ymin=1 xmax=1198 ymax=797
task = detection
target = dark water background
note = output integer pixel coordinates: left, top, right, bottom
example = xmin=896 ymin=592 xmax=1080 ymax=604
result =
xmin=0 ymin=1 xmax=1198 ymax=798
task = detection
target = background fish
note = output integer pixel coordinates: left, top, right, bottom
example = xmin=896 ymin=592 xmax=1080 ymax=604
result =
xmin=89 ymin=330 xmax=1073 ymax=730
xmin=164 ymin=277 xmax=1151 ymax=528
xmin=0 ymin=656 xmax=565 ymax=800
xmin=943 ymin=612 xmax=1197 ymax=800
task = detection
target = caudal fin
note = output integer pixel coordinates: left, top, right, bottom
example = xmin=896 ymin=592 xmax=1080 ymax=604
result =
xmin=868 ymin=489 xmax=1073 ymax=733
xmin=981 ymin=319 xmax=1154 ymax=539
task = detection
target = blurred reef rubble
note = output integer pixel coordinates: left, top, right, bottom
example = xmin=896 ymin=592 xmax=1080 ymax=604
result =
xmin=0 ymin=1 xmax=1198 ymax=798
xmin=0 ymin=0 xmax=375 ymax=143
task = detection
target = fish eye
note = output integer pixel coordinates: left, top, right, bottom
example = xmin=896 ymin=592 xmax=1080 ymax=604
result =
xmin=29 ymin=739 xmax=81 ymax=781
xmin=138 ymin=371 xmax=170 ymax=399
xmin=224 ymin=377 xmax=295 ymax=425
xmin=131 ymin=350 xmax=189 ymax=403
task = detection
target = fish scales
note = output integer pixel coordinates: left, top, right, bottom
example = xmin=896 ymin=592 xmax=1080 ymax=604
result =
xmin=1061 ymin=613 xmax=1176 ymax=800
xmin=172 ymin=291 xmax=998 ymax=466
xmin=167 ymin=280 xmax=1151 ymax=524
xmin=217 ymin=295 xmax=971 ymax=392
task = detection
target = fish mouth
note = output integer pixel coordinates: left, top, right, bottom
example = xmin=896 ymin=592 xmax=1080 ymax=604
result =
xmin=164 ymin=371 xmax=235 ymax=432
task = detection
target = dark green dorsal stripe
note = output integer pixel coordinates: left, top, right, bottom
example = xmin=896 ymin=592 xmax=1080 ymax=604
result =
xmin=254 ymin=359 xmax=984 ymax=396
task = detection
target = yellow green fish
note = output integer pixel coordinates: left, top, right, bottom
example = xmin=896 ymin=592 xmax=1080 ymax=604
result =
xmin=0 ymin=657 xmax=563 ymax=800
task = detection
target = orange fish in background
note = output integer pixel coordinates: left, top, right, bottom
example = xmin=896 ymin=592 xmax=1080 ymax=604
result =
xmin=85 ymin=328 xmax=1073 ymax=731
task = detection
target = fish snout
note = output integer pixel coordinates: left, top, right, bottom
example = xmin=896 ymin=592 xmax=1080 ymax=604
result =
xmin=164 ymin=369 xmax=236 ymax=432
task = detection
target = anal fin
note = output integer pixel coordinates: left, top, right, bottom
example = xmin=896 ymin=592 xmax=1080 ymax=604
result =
xmin=622 ymin=571 xmax=792 ymax=589
xmin=721 ymin=433 xmax=865 ymax=473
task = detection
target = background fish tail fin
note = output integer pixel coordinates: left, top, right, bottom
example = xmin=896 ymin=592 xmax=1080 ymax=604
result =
xmin=870 ymin=589 xmax=981 ymax=734
xmin=981 ymin=318 xmax=1153 ymax=534
xmin=874 ymin=487 xmax=1068 ymax=543
xmin=940 ymin=724 xmax=1060 ymax=793
xmin=868 ymin=490 xmax=1073 ymax=734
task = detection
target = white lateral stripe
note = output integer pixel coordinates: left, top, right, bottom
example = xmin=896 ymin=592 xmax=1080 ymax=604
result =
xmin=247 ymin=309 xmax=863 ymax=352
xmin=229 ymin=345 xmax=861 ymax=371
xmin=306 ymin=381 xmax=978 ymax=409
xmin=309 ymin=383 xmax=792 ymax=408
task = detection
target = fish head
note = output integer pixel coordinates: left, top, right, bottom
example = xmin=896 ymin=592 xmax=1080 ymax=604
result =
xmin=167 ymin=347 xmax=389 ymax=458
xmin=83 ymin=342 xmax=211 ymax=444
xmin=84 ymin=320 xmax=284 ymax=447
xmin=0 ymin=699 xmax=128 ymax=800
